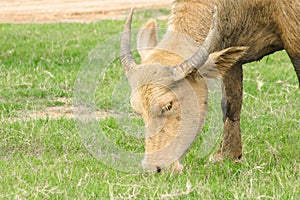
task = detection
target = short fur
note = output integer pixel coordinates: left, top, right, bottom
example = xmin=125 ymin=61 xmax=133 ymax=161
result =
xmin=169 ymin=0 xmax=300 ymax=79
xmin=167 ymin=0 xmax=300 ymax=161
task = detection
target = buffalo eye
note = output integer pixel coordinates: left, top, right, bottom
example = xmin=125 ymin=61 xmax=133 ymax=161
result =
xmin=162 ymin=102 xmax=172 ymax=114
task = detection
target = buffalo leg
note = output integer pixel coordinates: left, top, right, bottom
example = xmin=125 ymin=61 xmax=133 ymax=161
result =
xmin=217 ymin=63 xmax=243 ymax=161
xmin=287 ymin=52 xmax=300 ymax=87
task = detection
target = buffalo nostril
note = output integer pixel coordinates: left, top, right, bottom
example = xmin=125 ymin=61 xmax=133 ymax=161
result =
xmin=156 ymin=166 xmax=161 ymax=173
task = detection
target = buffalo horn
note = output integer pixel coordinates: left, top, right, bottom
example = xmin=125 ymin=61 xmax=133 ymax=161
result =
xmin=120 ymin=7 xmax=137 ymax=75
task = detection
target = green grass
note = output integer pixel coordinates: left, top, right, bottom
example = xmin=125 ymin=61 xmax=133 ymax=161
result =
xmin=0 ymin=9 xmax=299 ymax=199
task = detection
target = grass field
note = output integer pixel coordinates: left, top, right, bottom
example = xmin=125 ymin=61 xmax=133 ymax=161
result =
xmin=0 ymin=9 xmax=299 ymax=199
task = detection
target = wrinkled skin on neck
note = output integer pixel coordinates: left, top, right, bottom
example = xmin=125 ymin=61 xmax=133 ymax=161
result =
xmin=128 ymin=65 xmax=208 ymax=171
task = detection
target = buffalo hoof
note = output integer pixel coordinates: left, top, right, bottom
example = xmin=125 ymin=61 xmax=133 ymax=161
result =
xmin=172 ymin=161 xmax=184 ymax=173
xmin=208 ymin=152 xmax=242 ymax=165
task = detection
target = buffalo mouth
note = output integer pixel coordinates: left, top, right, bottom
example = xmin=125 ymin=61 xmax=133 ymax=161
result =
xmin=156 ymin=166 xmax=162 ymax=173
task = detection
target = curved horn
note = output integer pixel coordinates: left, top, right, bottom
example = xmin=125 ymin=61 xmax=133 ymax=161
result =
xmin=120 ymin=7 xmax=137 ymax=75
xmin=172 ymin=6 xmax=219 ymax=81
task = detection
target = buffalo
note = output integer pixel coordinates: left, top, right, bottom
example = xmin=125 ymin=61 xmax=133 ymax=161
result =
xmin=120 ymin=0 xmax=300 ymax=172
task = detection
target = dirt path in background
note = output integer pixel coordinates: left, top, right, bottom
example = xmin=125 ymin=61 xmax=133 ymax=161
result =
xmin=0 ymin=0 xmax=172 ymax=23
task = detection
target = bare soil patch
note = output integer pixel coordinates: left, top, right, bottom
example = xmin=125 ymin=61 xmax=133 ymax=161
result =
xmin=0 ymin=0 xmax=172 ymax=23
xmin=12 ymin=98 xmax=118 ymax=122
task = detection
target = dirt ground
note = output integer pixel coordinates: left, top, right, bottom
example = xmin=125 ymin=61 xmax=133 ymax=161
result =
xmin=0 ymin=0 xmax=172 ymax=23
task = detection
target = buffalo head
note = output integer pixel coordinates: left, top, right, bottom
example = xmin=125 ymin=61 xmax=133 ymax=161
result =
xmin=120 ymin=8 xmax=247 ymax=172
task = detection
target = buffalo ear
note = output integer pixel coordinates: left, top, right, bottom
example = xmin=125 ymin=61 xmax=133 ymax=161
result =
xmin=198 ymin=46 xmax=248 ymax=79
xmin=137 ymin=19 xmax=158 ymax=61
